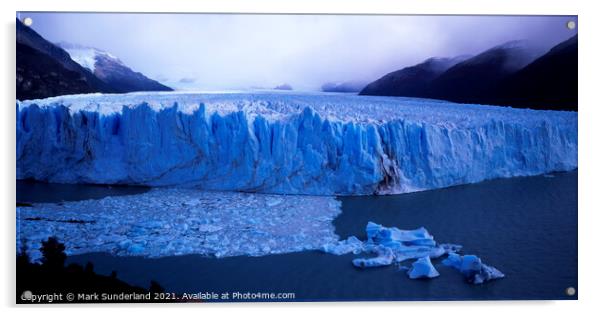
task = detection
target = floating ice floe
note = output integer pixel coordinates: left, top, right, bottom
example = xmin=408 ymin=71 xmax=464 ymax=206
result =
xmin=17 ymin=188 xmax=341 ymax=262
xmin=408 ymin=256 xmax=440 ymax=279
xmin=17 ymin=91 xmax=577 ymax=195
xmin=321 ymin=222 xmax=503 ymax=284
xmin=442 ymin=253 xmax=505 ymax=284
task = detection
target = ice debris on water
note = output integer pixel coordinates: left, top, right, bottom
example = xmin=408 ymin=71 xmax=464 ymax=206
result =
xmin=442 ymin=253 xmax=505 ymax=284
xmin=321 ymin=236 xmax=364 ymax=255
xmin=17 ymin=188 xmax=341 ymax=262
xmin=321 ymin=222 xmax=503 ymax=284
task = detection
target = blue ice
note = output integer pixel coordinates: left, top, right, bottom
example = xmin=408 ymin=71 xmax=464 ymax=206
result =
xmin=442 ymin=253 xmax=505 ymax=284
xmin=408 ymin=256 xmax=440 ymax=279
xmin=322 ymin=222 xmax=503 ymax=284
xmin=16 ymin=91 xmax=577 ymax=196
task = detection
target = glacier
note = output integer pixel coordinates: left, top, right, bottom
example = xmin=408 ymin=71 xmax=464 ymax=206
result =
xmin=16 ymin=91 xmax=577 ymax=195
xmin=17 ymin=188 xmax=341 ymax=262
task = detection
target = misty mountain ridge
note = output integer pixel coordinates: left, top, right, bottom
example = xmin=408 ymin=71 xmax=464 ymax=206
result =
xmin=16 ymin=19 xmax=115 ymax=100
xmin=321 ymin=81 xmax=368 ymax=93
xmin=425 ymin=39 xmax=542 ymax=103
xmin=493 ymin=35 xmax=577 ymax=111
xmin=459 ymin=40 xmax=542 ymax=72
xmin=274 ymin=84 xmax=293 ymax=91
xmin=57 ymin=42 xmax=125 ymax=72
xmin=58 ymin=42 xmax=172 ymax=94
xmin=360 ymin=55 xmax=470 ymax=97
xmin=17 ymin=19 xmax=172 ymax=100
xmin=361 ymin=37 xmax=577 ymax=111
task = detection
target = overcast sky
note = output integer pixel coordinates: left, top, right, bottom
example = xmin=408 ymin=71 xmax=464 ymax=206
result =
xmin=19 ymin=13 xmax=577 ymax=91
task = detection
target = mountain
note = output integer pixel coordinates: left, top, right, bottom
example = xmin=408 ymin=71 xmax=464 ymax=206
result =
xmin=322 ymin=81 xmax=367 ymax=93
xmin=492 ymin=35 xmax=577 ymax=111
xmin=360 ymin=39 xmax=577 ymax=111
xmin=16 ymin=19 xmax=173 ymax=101
xmin=359 ymin=56 xmax=469 ymax=97
xmin=274 ymin=84 xmax=293 ymax=91
xmin=59 ymin=43 xmax=173 ymax=93
xmin=425 ymin=40 xmax=540 ymax=104
xmin=16 ymin=19 xmax=115 ymax=100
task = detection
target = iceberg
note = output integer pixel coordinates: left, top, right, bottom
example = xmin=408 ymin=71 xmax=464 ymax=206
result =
xmin=323 ymin=222 xmax=456 ymax=265
xmin=322 ymin=222 xmax=503 ymax=283
xmin=366 ymin=221 xmax=436 ymax=247
xmin=442 ymin=253 xmax=505 ymax=284
xmin=16 ymin=91 xmax=577 ymax=196
xmin=352 ymin=248 xmax=394 ymax=268
xmin=321 ymin=236 xmax=364 ymax=255
xmin=407 ymin=256 xmax=440 ymax=279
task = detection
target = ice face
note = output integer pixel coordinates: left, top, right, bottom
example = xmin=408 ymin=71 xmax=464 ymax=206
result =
xmin=16 ymin=91 xmax=577 ymax=196
xmin=322 ymin=222 xmax=503 ymax=284
xmin=16 ymin=188 xmax=341 ymax=262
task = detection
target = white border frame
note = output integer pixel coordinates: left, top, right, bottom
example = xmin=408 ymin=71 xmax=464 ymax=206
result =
xmin=3 ymin=0 xmax=600 ymax=314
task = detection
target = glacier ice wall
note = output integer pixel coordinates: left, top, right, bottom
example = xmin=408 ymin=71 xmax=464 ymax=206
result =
xmin=16 ymin=92 xmax=577 ymax=195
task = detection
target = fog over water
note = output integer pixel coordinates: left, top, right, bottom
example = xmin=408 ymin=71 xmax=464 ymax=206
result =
xmin=20 ymin=13 xmax=577 ymax=91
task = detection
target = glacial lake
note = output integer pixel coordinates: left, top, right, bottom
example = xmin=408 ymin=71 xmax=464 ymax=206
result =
xmin=18 ymin=171 xmax=577 ymax=301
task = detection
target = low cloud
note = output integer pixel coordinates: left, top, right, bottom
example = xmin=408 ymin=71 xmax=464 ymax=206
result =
xmin=27 ymin=13 xmax=578 ymax=91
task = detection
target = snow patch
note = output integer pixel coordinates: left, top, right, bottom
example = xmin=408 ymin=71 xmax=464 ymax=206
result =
xmin=61 ymin=44 xmax=124 ymax=73
xmin=62 ymin=46 xmax=98 ymax=72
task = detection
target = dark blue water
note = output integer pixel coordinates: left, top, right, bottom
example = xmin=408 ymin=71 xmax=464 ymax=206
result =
xmin=22 ymin=172 xmax=577 ymax=301
xmin=17 ymin=180 xmax=149 ymax=203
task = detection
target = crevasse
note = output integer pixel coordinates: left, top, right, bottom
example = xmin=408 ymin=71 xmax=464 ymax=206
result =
xmin=16 ymin=92 xmax=577 ymax=195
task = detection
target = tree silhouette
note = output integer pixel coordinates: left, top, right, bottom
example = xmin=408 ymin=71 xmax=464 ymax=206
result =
xmin=17 ymin=238 xmax=30 ymax=268
xmin=40 ymin=237 xmax=66 ymax=270
xmin=18 ymin=237 xmax=172 ymax=303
